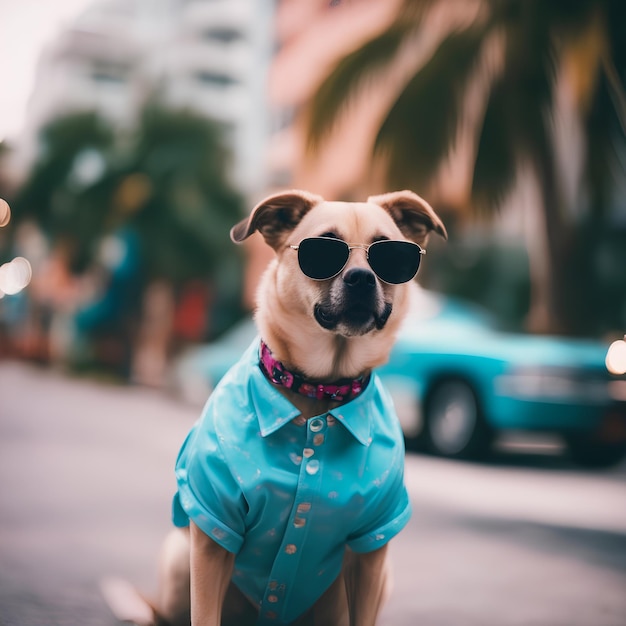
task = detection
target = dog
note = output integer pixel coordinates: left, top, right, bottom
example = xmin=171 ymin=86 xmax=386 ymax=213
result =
xmin=102 ymin=189 xmax=446 ymax=626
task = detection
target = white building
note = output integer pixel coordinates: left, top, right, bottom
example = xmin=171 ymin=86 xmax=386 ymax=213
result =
xmin=17 ymin=0 xmax=275 ymax=195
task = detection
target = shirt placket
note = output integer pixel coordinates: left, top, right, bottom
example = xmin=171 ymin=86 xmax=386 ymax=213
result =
xmin=258 ymin=414 xmax=328 ymax=624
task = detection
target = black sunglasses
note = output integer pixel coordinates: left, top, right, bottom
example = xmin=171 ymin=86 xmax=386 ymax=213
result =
xmin=290 ymin=237 xmax=425 ymax=284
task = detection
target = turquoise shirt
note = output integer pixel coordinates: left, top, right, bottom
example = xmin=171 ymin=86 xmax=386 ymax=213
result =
xmin=172 ymin=340 xmax=411 ymax=625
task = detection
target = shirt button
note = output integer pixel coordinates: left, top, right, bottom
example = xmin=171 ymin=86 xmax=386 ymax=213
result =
xmin=303 ymin=447 xmax=314 ymax=458
xmin=309 ymin=417 xmax=325 ymax=432
xmin=313 ymin=434 xmax=324 ymax=446
xmin=285 ymin=544 xmax=297 ymax=554
xmin=306 ymin=459 xmax=320 ymax=475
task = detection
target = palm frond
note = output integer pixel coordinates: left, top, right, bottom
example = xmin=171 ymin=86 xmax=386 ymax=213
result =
xmin=471 ymin=2 xmax=559 ymax=215
xmin=306 ymin=0 xmax=441 ymax=151
xmin=306 ymin=22 xmax=415 ymax=151
xmin=396 ymin=0 xmax=439 ymax=23
xmin=374 ymin=26 xmax=486 ymax=191
xmin=583 ymin=70 xmax=626 ymax=218
xmin=470 ymin=79 xmax=518 ymax=214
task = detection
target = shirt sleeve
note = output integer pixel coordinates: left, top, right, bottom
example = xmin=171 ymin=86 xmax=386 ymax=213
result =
xmin=172 ymin=414 xmax=247 ymax=554
xmin=346 ymin=468 xmax=412 ymax=554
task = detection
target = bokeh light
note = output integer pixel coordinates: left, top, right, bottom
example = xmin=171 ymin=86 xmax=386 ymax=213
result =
xmin=0 ymin=257 xmax=33 ymax=296
xmin=0 ymin=198 xmax=10 ymax=227
xmin=0 ymin=199 xmax=32 ymax=295
xmin=606 ymin=338 xmax=626 ymax=376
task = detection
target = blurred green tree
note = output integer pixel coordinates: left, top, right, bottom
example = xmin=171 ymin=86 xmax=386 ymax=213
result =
xmin=11 ymin=112 xmax=115 ymax=269
xmin=13 ymin=105 xmax=243 ymax=284
xmin=129 ymin=104 xmax=242 ymax=286
xmin=308 ymin=0 xmax=625 ymax=335
xmin=11 ymin=103 xmax=245 ymax=378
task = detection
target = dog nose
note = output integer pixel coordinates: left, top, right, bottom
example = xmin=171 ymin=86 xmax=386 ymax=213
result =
xmin=343 ymin=267 xmax=376 ymax=291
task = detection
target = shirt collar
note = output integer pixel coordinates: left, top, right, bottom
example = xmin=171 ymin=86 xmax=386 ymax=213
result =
xmin=248 ymin=340 xmax=374 ymax=446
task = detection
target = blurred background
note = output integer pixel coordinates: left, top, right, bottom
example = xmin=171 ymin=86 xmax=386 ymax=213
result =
xmin=1 ymin=0 xmax=626 ymax=376
xmin=0 ymin=0 xmax=626 ymax=624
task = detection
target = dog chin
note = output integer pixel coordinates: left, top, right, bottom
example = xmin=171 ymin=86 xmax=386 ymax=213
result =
xmin=314 ymin=302 xmax=392 ymax=336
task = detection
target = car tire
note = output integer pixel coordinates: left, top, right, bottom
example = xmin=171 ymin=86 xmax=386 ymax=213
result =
xmin=423 ymin=379 xmax=492 ymax=460
xmin=564 ymin=435 xmax=626 ymax=469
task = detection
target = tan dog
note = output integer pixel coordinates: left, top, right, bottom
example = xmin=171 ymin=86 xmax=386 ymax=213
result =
xmin=103 ymin=190 xmax=446 ymax=626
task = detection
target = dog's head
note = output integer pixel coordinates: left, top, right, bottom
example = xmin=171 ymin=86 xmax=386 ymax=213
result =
xmin=232 ymin=190 xmax=446 ymax=343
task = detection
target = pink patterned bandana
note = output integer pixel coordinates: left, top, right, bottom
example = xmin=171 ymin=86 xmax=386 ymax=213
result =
xmin=259 ymin=340 xmax=369 ymax=402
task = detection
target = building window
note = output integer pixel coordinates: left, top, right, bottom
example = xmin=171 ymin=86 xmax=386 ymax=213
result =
xmin=91 ymin=62 xmax=128 ymax=84
xmin=202 ymin=27 xmax=243 ymax=44
xmin=194 ymin=70 xmax=238 ymax=87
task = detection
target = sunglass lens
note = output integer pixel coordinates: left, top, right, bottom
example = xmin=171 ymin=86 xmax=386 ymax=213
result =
xmin=297 ymin=238 xmax=349 ymax=280
xmin=368 ymin=240 xmax=421 ymax=284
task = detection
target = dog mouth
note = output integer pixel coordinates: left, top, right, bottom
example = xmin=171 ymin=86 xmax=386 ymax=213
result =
xmin=314 ymin=301 xmax=392 ymax=335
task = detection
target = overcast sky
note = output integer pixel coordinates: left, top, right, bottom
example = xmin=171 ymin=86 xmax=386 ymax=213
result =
xmin=0 ymin=0 xmax=94 ymax=143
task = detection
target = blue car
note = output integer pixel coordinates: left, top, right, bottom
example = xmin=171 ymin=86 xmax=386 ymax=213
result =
xmin=381 ymin=290 xmax=626 ymax=467
xmin=170 ymin=289 xmax=626 ymax=468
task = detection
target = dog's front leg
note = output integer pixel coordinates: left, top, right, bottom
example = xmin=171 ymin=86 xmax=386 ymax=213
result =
xmin=189 ymin=521 xmax=235 ymax=625
xmin=344 ymin=544 xmax=390 ymax=626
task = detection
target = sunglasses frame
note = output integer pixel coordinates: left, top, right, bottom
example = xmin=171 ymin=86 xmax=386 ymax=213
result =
xmin=289 ymin=237 xmax=426 ymax=284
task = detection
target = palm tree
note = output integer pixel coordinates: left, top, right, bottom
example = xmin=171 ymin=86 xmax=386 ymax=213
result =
xmin=307 ymin=0 xmax=625 ymax=334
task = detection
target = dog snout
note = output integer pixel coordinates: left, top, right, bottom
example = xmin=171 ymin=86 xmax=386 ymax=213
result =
xmin=343 ymin=267 xmax=376 ymax=292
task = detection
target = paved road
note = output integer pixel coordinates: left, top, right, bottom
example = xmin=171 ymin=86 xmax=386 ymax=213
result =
xmin=1 ymin=361 xmax=625 ymax=626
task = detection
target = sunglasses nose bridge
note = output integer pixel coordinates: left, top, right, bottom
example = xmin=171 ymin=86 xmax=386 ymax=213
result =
xmin=340 ymin=244 xmax=369 ymax=275
xmin=345 ymin=243 xmax=370 ymax=266
xmin=349 ymin=244 xmax=390 ymax=284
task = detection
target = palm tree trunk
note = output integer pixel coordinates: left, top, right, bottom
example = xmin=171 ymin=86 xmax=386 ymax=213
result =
xmin=522 ymin=175 xmax=553 ymax=334
xmin=527 ymin=155 xmax=574 ymax=335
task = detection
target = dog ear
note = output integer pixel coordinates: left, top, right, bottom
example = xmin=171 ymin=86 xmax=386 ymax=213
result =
xmin=230 ymin=189 xmax=324 ymax=250
xmin=368 ymin=190 xmax=447 ymax=245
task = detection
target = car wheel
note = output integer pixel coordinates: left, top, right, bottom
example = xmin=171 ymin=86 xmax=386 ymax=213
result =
xmin=564 ymin=435 xmax=626 ymax=469
xmin=424 ymin=379 xmax=492 ymax=460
